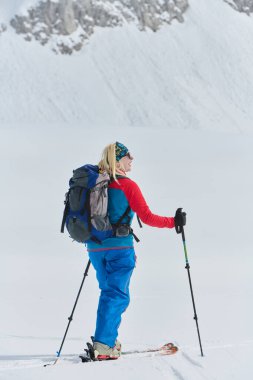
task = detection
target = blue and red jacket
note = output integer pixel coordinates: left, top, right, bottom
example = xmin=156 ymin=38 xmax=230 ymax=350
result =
xmin=87 ymin=176 xmax=175 ymax=252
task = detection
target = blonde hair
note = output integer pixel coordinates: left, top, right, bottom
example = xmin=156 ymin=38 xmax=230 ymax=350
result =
xmin=98 ymin=143 xmax=117 ymax=181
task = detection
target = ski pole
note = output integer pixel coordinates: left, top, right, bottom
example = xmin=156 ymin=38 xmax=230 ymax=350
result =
xmin=44 ymin=259 xmax=91 ymax=367
xmin=180 ymin=226 xmax=204 ymax=356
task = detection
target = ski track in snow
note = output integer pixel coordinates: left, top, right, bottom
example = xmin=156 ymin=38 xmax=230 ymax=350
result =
xmin=1 ymin=341 xmax=253 ymax=379
xmin=1 ymin=126 xmax=253 ymax=379
xmin=0 ymin=349 xmax=201 ymax=375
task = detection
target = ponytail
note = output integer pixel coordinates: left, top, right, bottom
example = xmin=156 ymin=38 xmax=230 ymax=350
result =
xmin=98 ymin=143 xmax=117 ymax=181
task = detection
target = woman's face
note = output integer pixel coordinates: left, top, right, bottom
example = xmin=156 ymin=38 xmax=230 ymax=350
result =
xmin=119 ymin=153 xmax=133 ymax=172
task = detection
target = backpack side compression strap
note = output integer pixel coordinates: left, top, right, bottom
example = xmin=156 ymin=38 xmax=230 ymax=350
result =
xmin=83 ymin=189 xmax=103 ymax=245
xmin=130 ymin=228 xmax=140 ymax=243
xmin=137 ymin=215 xmax=143 ymax=228
xmin=61 ymin=192 xmax=70 ymax=233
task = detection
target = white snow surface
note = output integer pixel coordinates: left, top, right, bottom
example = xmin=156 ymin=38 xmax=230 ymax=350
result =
xmin=1 ymin=126 xmax=253 ymax=379
xmin=0 ymin=0 xmax=253 ymax=131
xmin=1 ymin=0 xmax=253 ymax=379
xmin=0 ymin=0 xmax=44 ymax=21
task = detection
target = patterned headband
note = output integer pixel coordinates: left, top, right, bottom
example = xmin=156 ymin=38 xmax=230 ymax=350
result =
xmin=115 ymin=142 xmax=129 ymax=162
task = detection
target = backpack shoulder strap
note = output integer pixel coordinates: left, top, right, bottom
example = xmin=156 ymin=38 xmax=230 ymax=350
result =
xmin=114 ymin=206 xmax=131 ymax=227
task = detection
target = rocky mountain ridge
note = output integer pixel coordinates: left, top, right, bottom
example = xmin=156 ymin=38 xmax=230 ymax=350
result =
xmin=8 ymin=0 xmax=188 ymax=54
xmin=0 ymin=0 xmax=252 ymax=54
xmin=225 ymin=0 xmax=253 ymax=14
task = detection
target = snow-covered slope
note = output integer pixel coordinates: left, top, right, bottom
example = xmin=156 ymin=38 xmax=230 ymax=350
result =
xmin=0 ymin=0 xmax=253 ymax=131
xmin=1 ymin=1 xmax=253 ymax=378
xmin=1 ymin=126 xmax=253 ymax=380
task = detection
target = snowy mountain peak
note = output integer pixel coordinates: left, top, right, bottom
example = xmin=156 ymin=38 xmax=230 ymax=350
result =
xmin=0 ymin=23 xmax=7 ymax=34
xmin=7 ymin=0 xmax=188 ymax=54
xmin=225 ymin=0 xmax=253 ymax=14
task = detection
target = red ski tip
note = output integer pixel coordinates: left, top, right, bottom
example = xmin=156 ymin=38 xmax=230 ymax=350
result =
xmin=97 ymin=355 xmax=119 ymax=361
xmin=160 ymin=342 xmax=178 ymax=355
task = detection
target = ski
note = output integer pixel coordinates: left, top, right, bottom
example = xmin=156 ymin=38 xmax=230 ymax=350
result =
xmin=79 ymin=342 xmax=178 ymax=362
xmin=123 ymin=342 xmax=178 ymax=356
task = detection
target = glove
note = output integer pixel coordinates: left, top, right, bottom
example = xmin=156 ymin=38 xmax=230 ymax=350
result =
xmin=174 ymin=208 xmax=186 ymax=234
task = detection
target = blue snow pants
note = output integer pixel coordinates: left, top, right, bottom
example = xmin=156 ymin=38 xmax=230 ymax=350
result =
xmin=88 ymin=247 xmax=135 ymax=348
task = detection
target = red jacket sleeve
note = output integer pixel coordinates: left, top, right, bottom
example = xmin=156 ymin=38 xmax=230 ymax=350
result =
xmin=121 ymin=179 xmax=175 ymax=229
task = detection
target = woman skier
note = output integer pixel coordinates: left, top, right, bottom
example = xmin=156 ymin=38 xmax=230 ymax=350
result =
xmin=87 ymin=142 xmax=186 ymax=360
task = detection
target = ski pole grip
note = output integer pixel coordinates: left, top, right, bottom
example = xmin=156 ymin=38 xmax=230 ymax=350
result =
xmin=176 ymin=221 xmax=183 ymax=234
xmin=175 ymin=208 xmax=186 ymax=234
xmin=176 ymin=225 xmax=182 ymax=234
